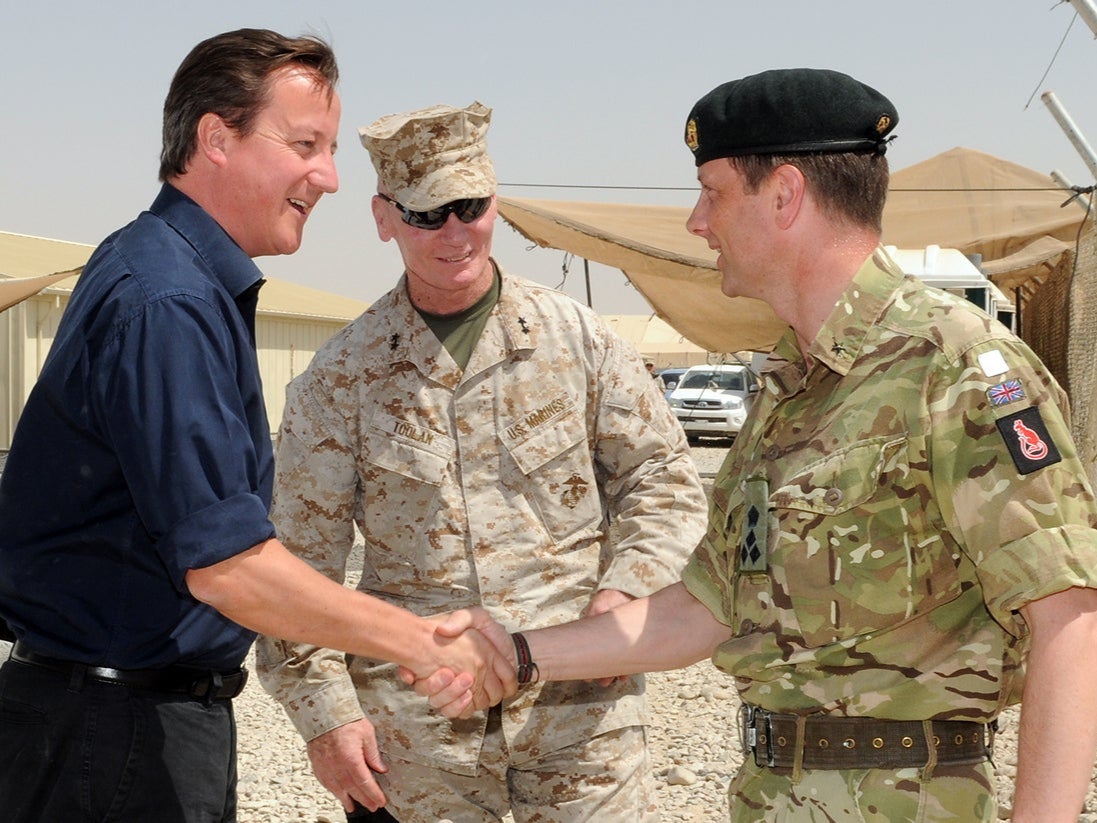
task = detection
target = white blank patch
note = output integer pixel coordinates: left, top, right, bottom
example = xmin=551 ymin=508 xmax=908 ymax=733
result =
xmin=978 ymin=349 xmax=1008 ymax=378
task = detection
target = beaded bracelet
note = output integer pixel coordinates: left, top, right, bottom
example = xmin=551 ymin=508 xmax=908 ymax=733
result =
xmin=511 ymin=632 xmax=539 ymax=686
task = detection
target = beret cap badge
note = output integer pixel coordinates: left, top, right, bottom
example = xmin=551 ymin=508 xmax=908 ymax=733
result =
xmin=685 ymin=119 xmax=700 ymax=152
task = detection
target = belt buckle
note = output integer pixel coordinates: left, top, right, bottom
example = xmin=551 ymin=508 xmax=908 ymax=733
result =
xmin=738 ymin=704 xmax=756 ymax=755
xmin=739 ymin=704 xmax=776 ymax=767
xmin=189 ymin=668 xmax=247 ymax=703
xmin=185 ymin=671 xmax=222 ymax=704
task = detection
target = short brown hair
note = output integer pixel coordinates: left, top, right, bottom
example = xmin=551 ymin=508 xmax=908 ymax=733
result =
xmin=730 ymin=152 xmax=889 ymax=232
xmin=159 ymin=28 xmax=338 ymax=181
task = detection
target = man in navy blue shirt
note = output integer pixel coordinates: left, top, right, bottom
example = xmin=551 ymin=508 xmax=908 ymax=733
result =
xmin=0 ymin=28 xmax=513 ymax=822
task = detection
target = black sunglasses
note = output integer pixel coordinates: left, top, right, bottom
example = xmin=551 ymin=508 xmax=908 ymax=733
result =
xmin=377 ymin=192 xmax=491 ymax=230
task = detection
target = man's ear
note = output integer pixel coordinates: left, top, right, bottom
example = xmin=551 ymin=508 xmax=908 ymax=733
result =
xmin=196 ymin=113 xmax=230 ymax=167
xmin=372 ymin=194 xmax=395 ymax=242
xmin=771 ymin=164 xmax=806 ymax=230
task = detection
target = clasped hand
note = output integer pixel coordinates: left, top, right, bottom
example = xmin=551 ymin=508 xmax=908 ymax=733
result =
xmin=403 ymin=607 xmax=516 ymax=718
xmin=306 ymin=609 xmax=514 ymax=813
xmin=406 ymin=591 xmax=635 ymax=717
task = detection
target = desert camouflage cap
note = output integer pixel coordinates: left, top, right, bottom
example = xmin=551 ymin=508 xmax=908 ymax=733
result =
xmin=359 ymin=101 xmax=497 ymax=212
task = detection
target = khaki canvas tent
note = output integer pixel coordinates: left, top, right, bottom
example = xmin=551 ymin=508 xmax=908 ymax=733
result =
xmin=497 ymin=198 xmax=785 ymax=354
xmin=600 ymin=314 xmax=712 ymax=369
xmin=0 ymin=271 xmax=78 ymax=312
xmin=0 ymin=232 xmax=91 ymax=311
xmin=497 ymin=147 xmax=1086 ymax=353
xmin=883 ymin=147 xmax=1084 ymax=305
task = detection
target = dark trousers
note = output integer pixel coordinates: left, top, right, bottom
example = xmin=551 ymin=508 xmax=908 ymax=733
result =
xmin=348 ymin=805 xmax=399 ymax=821
xmin=346 ymin=803 xmax=399 ymax=820
xmin=0 ymin=657 xmax=238 ymax=822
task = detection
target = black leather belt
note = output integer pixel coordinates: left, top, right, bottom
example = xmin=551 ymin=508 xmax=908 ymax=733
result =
xmin=741 ymin=704 xmax=993 ymax=770
xmin=10 ymin=642 xmax=247 ymax=702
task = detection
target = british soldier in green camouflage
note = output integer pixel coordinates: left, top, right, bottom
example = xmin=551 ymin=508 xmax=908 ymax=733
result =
xmin=683 ymin=245 xmax=1097 ymax=820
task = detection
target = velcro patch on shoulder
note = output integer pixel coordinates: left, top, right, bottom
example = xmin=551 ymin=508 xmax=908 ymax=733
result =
xmin=995 ymin=406 xmax=1062 ymax=474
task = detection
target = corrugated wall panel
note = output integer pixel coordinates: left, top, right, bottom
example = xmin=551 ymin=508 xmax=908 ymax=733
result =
xmin=0 ymin=303 xmax=20 ymax=446
xmin=256 ymin=316 xmax=349 ymax=435
xmin=1 ymin=293 xmax=70 ymax=449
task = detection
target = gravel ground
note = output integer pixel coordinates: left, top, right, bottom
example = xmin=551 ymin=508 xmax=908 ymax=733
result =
xmin=1 ymin=445 xmax=1095 ymax=820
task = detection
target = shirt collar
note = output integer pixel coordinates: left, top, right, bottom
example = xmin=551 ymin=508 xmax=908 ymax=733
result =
xmin=149 ymin=184 xmax=266 ymax=300
xmin=382 ymin=260 xmax=538 ymax=383
xmin=805 ymin=248 xmax=905 ymax=376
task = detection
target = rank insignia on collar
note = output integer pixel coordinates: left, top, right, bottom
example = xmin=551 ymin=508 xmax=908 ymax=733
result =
xmin=987 ymin=378 xmax=1024 ymax=407
xmin=995 ymin=406 xmax=1061 ymax=474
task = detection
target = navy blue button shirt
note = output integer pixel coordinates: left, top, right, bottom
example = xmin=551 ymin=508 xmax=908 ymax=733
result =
xmin=0 ymin=185 xmax=276 ymax=670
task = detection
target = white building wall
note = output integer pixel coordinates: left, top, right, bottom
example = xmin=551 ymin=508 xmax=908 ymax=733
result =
xmin=1 ymin=292 xmax=71 ymax=447
xmin=256 ymin=315 xmax=348 ymax=435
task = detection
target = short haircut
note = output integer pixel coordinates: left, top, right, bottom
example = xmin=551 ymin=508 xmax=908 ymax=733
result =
xmin=730 ymin=152 xmax=890 ymax=233
xmin=159 ymin=28 xmax=338 ymax=182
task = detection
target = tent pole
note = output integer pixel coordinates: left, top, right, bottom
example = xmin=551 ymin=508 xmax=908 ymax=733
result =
xmin=1068 ymin=0 xmax=1097 ymax=38
xmin=1050 ymin=169 xmax=1093 ymax=213
xmin=584 ymin=258 xmax=592 ymax=308
xmin=1041 ymin=91 xmax=1097 ymax=182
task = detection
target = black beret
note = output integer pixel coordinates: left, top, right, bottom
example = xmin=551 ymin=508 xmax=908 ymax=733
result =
xmin=684 ymin=68 xmax=898 ymax=166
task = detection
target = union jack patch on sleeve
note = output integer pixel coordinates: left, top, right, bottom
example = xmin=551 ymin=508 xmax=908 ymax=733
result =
xmin=987 ymin=378 xmax=1024 ymax=407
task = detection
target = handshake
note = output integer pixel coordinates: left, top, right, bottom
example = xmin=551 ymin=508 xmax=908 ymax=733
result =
xmin=399 ymin=606 xmax=519 ymax=719
xmin=399 ymin=588 xmax=637 ymax=718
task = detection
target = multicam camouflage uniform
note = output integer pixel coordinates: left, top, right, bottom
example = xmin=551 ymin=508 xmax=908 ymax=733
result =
xmin=257 ymin=264 xmax=707 ymax=820
xmin=682 ymin=249 xmax=1097 ymax=821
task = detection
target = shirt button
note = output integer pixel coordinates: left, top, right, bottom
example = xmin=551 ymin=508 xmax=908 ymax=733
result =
xmin=739 ymin=619 xmax=755 ymax=634
xmin=824 ymin=487 xmax=843 ymax=506
xmin=764 ymin=445 xmax=781 ymax=461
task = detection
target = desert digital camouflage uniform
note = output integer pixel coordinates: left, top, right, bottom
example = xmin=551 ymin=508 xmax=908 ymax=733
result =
xmin=681 ymin=249 xmax=1097 ymax=822
xmin=257 ymin=264 xmax=707 ymax=819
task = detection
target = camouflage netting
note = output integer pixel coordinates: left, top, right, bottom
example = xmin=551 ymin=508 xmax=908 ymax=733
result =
xmin=1067 ymin=218 xmax=1097 ymax=489
xmin=1022 ymin=217 xmax=1097 ymax=489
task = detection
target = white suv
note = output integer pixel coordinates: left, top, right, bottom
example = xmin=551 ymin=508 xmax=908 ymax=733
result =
xmin=668 ymin=364 xmax=757 ymax=443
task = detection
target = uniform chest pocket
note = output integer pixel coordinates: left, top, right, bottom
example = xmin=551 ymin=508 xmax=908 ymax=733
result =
xmin=771 ymin=435 xmax=906 ymax=515
xmin=358 ymin=412 xmax=454 ymax=560
xmin=768 ymin=435 xmax=930 ymax=646
xmin=502 ymin=403 xmax=601 ymax=542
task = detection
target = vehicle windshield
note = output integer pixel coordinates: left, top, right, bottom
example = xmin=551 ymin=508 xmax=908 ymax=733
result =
xmin=681 ymin=370 xmax=746 ymax=391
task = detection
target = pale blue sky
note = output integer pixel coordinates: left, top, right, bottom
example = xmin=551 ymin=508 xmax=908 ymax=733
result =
xmin=5 ymin=1 xmax=1096 ymax=313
